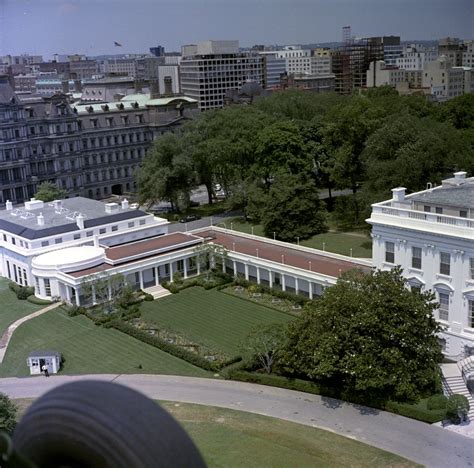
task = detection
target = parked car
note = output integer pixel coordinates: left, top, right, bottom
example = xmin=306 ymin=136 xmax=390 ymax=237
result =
xmin=179 ymin=214 xmax=201 ymax=223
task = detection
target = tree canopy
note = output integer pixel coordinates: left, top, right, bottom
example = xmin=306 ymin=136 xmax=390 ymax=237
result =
xmin=280 ymin=267 xmax=443 ymax=404
xmin=34 ymin=181 xmax=67 ymax=202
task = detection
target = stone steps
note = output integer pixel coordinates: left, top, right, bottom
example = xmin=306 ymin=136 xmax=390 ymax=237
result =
xmin=143 ymin=284 xmax=172 ymax=300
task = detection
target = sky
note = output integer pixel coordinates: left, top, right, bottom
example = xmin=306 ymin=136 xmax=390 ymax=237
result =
xmin=0 ymin=0 xmax=472 ymax=58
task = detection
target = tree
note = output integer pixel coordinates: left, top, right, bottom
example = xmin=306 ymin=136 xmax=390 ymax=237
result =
xmin=194 ymin=243 xmax=227 ymax=281
xmin=0 ymin=393 xmax=17 ymax=434
xmin=281 ymin=267 xmax=443 ymax=404
xmin=256 ymin=173 xmax=327 ymax=242
xmin=242 ymin=324 xmax=286 ymax=374
xmin=446 ymin=394 xmax=470 ymax=424
xmin=34 ymin=181 xmax=67 ymax=202
xmin=81 ymin=272 xmax=129 ymax=314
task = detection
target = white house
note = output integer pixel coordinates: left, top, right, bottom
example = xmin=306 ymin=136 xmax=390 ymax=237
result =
xmin=367 ymin=172 xmax=474 ymax=359
xmin=27 ymin=350 xmax=61 ymax=375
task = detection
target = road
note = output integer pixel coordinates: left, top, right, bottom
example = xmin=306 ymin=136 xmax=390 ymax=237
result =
xmin=1 ymin=374 xmax=472 ymax=468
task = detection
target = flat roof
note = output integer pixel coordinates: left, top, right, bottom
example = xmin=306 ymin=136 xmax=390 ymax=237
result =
xmin=0 ymin=197 xmax=149 ymax=239
xmin=28 ymin=350 xmax=61 ymax=358
xmin=409 ymin=179 xmax=474 ymax=210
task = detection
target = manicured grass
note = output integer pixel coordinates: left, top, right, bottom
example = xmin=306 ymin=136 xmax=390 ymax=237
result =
xmin=0 ymin=278 xmax=43 ymax=337
xmin=223 ymin=217 xmax=372 ymax=258
xmin=0 ymin=308 xmax=209 ymax=378
xmin=140 ymin=287 xmax=293 ymax=357
xmin=13 ymin=399 xmax=418 ymax=467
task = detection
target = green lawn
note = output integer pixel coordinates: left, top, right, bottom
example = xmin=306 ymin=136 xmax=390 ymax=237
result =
xmin=13 ymin=399 xmax=418 ymax=467
xmin=0 ymin=278 xmax=44 ymax=338
xmin=220 ymin=217 xmax=372 ymax=258
xmin=0 ymin=308 xmax=209 ymax=378
xmin=140 ymin=288 xmax=293 ymax=357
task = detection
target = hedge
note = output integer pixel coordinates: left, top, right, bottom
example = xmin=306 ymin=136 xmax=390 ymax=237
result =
xmin=108 ymin=320 xmax=220 ymax=372
xmin=27 ymin=295 xmax=52 ymax=305
xmin=162 ymin=271 xmax=233 ymax=294
xmin=385 ymin=399 xmax=448 ymax=423
xmin=9 ymin=282 xmax=35 ymax=300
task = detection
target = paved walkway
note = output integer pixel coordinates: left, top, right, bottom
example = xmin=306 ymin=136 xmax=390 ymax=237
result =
xmin=1 ymin=374 xmax=472 ymax=467
xmin=0 ymin=302 xmax=61 ymax=363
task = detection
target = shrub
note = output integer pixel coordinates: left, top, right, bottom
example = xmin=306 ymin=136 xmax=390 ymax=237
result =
xmin=446 ymin=394 xmax=470 ymax=424
xmin=0 ymin=393 xmax=17 ymax=434
xmin=427 ymin=394 xmax=448 ymax=410
xmin=10 ymin=283 xmax=35 ymax=300
xmin=64 ymin=305 xmax=84 ymax=317
xmin=143 ymin=293 xmax=154 ymax=301
xmin=27 ymin=295 xmax=52 ymax=305
xmin=385 ymin=399 xmax=448 ymax=423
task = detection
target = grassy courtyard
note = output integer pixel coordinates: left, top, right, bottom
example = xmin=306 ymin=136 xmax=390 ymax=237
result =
xmin=217 ymin=217 xmax=372 ymax=258
xmin=140 ymin=287 xmax=294 ymax=358
xmin=0 ymin=278 xmax=44 ymax=337
xmin=13 ymin=399 xmax=418 ymax=467
xmin=0 ymin=307 xmax=208 ymax=378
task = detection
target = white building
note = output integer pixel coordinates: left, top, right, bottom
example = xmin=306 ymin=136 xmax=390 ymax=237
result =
xmin=367 ymin=172 xmax=474 ymax=358
xmin=366 ymin=61 xmax=408 ymax=88
xmin=396 ymin=45 xmax=437 ymax=71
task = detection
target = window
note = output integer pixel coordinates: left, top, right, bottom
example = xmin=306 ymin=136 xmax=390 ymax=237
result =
xmin=55 ymin=238 xmax=62 ymax=244
xmin=128 ymin=222 xmax=135 ymax=228
xmin=460 ymin=210 xmax=468 ymax=218
xmin=41 ymin=240 xmax=49 ymax=247
xmin=423 ymin=205 xmax=431 ymax=212
xmin=73 ymin=233 xmax=81 ymax=240
xmin=435 ymin=207 xmax=443 ymax=214
xmin=385 ymin=241 xmax=395 ymax=264
xmin=44 ymin=278 xmax=51 ymax=296
xmin=438 ymin=293 xmax=449 ymax=321
xmin=469 ymin=300 xmax=474 ymax=328
xmin=470 ymin=258 xmax=474 ymax=279
xmin=111 ymin=225 xmax=118 ymax=232
xmin=440 ymin=252 xmax=451 ymax=276
xmin=99 ymin=228 xmax=106 ymax=234
xmin=86 ymin=231 xmax=93 ymax=237
xmin=139 ymin=219 xmax=146 ymax=225
xmin=412 ymin=247 xmax=422 ymax=269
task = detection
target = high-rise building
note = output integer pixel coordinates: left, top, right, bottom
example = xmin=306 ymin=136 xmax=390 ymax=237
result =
xmin=438 ymin=37 xmax=465 ymax=66
xmin=150 ymin=46 xmax=165 ymax=57
xmin=259 ymin=52 xmax=286 ymax=89
xmin=180 ymin=40 xmax=264 ymax=111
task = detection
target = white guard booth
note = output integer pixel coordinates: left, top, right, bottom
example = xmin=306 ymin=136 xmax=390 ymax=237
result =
xmin=27 ymin=350 xmax=62 ymax=375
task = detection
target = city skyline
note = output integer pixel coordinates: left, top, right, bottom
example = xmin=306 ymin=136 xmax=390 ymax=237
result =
xmin=0 ymin=0 xmax=472 ymax=58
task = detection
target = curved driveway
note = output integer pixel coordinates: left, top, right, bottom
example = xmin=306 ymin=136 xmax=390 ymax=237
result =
xmin=1 ymin=374 xmax=472 ymax=468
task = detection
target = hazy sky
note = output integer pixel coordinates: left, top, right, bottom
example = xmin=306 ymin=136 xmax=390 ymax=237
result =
xmin=0 ymin=0 xmax=472 ymax=58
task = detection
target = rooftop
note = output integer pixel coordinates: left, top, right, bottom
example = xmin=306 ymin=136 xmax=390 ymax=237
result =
xmin=0 ymin=197 xmax=149 ymax=239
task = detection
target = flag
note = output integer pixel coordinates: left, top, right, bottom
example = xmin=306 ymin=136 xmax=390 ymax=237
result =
xmin=114 ymin=41 xmax=122 ymax=47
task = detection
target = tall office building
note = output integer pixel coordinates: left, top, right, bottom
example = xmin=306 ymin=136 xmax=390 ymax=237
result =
xmin=180 ymin=40 xmax=264 ymax=111
xmin=150 ymin=46 xmax=165 ymax=58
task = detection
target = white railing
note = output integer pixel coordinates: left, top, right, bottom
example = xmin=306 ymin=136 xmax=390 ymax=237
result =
xmin=372 ymin=204 xmax=474 ymax=229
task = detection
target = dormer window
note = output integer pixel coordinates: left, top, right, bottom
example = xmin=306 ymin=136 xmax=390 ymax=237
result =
xmin=90 ymin=119 xmax=98 ymax=128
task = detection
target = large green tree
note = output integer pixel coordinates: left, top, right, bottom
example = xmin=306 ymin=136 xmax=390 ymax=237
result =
xmin=255 ymin=173 xmax=327 ymax=242
xmin=281 ymin=267 xmax=442 ymax=404
xmin=0 ymin=393 xmax=17 ymax=434
xmin=34 ymin=181 xmax=67 ymax=202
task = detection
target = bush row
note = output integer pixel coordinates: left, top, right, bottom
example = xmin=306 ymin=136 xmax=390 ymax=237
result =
xmin=162 ymin=270 xmax=234 ymax=294
xmin=385 ymin=399 xmax=448 ymax=424
xmin=26 ymin=295 xmax=52 ymax=305
xmin=108 ymin=320 xmax=220 ymax=372
xmin=9 ymin=282 xmax=35 ymax=300
xmin=228 ymin=278 xmax=311 ymax=305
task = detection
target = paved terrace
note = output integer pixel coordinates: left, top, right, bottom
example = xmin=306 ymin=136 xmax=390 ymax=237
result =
xmin=195 ymin=228 xmax=372 ymax=277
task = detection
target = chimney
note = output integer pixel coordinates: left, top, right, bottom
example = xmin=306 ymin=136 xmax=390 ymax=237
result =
xmin=5 ymin=200 xmax=12 ymax=211
xmin=74 ymin=79 xmax=82 ymax=93
xmin=164 ymin=76 xmax=173 ymax=95
xmin=392 ymin=187 xmax=406 ymax=202
xmin=37 ymin=213 xmax=45 ymax=226
xmin=105 ymin=202 xmax=120 ymax=214
xmin=454 ymin=171 xmax=467 ymax=184
xmin=149 ymin=79 xmax=160 ymax=99
xmin=121 ymin=198 xmax=129 ymax=210
xmin=53 ymin=200 xmax=62 ymax=211
xmin=76 ymin=213 xmax=84 ymax=229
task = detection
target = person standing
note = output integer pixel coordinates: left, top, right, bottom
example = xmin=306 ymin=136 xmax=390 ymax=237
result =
xmin=41 ymin=364 xmax=49 ymax=377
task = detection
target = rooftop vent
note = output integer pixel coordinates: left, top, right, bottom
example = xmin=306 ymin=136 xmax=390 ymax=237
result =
xmin=37 ymin=213 xmax=45 ymax=226
xmin=392 ymin=187 xmax=406 ymax=202
xmin=105 ymin=202 xmax=120 ymax=214
xmin=454 ymin=171 xmax=467 ymax=183
xmin=24 ymin=198 xmax=44 ymax=211
xmin=121 ymin=199 xmax=129 ymax=210
xmin=5 ymin=200 xmax=13 ymax=211
xmin=76 ymin=213 xmax=84 ymax=229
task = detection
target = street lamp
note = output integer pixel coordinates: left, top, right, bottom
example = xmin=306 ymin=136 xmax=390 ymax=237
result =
xmin=251 ymin=226 xmax=254 ymax=235
xmin=273 ymin=232 xmax=276 ymax=240
xmin=309 ymin=260 xmax=312 ymax=271
xmin=350 ymin=248 xmax=353 ymax=257
xmin=297 ymin=237 xmax=300 ymax=245
xmin=256 ymin=248 xmax=259 ymax=257
xmin=322 ymin=242 xmax=326 ymax=252
xmin=185 ymin=223 xmax=188 ymax=233
xmin=232 ymin=242 xmax=236 ymax=251
xmin=230 ymin=222 xmax=233 ymax=231
xmin=281 ymin=254 xmax=285 ymax=264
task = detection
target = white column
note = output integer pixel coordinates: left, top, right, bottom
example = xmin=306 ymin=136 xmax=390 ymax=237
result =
xmin=92 ymin=284 xmax=97 ymax=304
xmin=269 ymin=270 xmax=273 ymax=288
xmin=139 ymin=270 xmax=144 ymax=289
xmin=256 ymin=267 xmax=261 ymax=284
xmin=222 ymin=256 xmax=226 ymax=273
xmin=281 ymin=274 xmax=286 ymax=291
xmin=295 ymin=277 xmax=299 ymax=295
xmin=309 ymin=282 xmax=313 ymax=300
xmin=183 ymin=259 xmax=188 ymax=279
xmin=169 ymin=262 xmax=174 ymax=283
xmin=233 ymin=260 xmax=237 ymax=277
xmin=75 ymin=288 xmax=80 ymax=306
xmin=155 ymin=266 xmax=159 ymax=286
xmin=244 ymin=264 xmax=249 ymax=281
xmin=197 ymin=258 xmax=201 ymax=275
